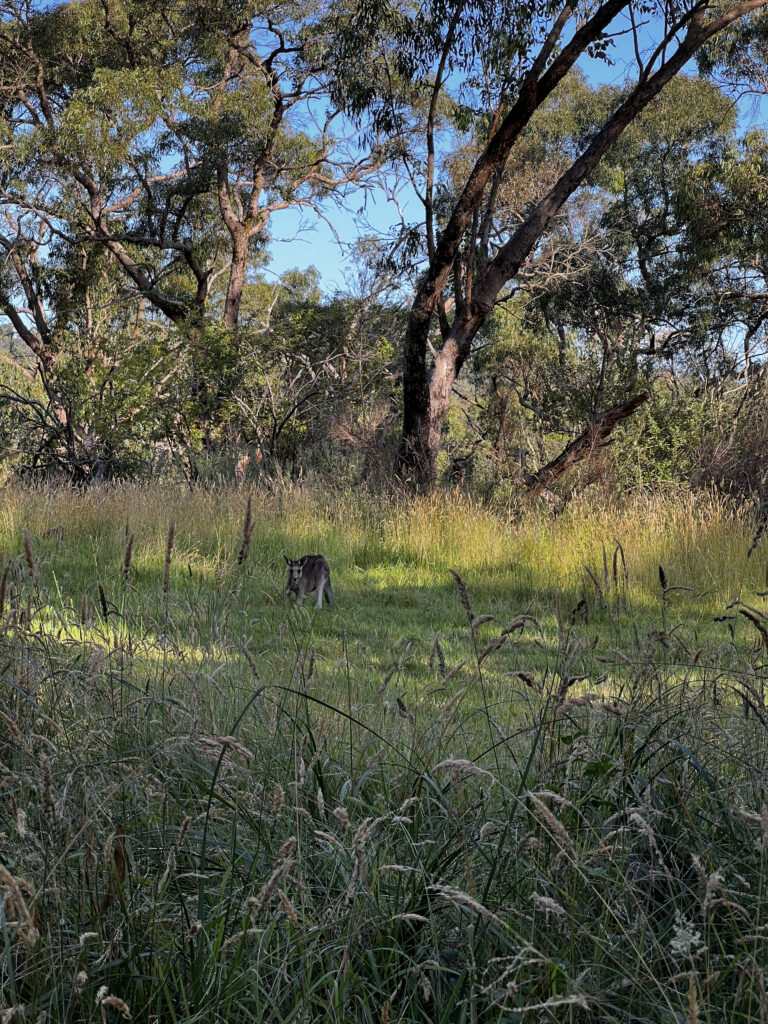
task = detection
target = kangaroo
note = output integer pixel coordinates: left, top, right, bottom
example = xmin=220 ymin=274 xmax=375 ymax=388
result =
xmin=284 ymin=554 xmax=335 ymax=608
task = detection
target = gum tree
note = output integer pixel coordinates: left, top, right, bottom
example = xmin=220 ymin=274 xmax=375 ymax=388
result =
xmin=340 ymin=0 xmax=768 ymax=488
xmin=0 ymin=0 xmax=387 ymax=349
xmin=0 ymin=0 xmax=388 ymax=475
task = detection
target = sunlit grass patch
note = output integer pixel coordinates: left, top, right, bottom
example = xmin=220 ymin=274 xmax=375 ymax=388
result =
xmin=2 ymin=481 xmax=768 ymax=1021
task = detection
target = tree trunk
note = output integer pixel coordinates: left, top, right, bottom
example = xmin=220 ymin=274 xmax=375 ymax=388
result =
xmin=394 ymin=310 xmax=434 ymax=487
xmin=398 ymin=299 xmax=482 ymax=486
xmin=396 ymin=317 xmax=473 ymax=488
xmin=224 ymin=230 xmax=249 ymax=329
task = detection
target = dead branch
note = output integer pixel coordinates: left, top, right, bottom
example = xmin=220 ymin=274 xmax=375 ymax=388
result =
xmin=525 ymin=392 xmax=649 ymax=495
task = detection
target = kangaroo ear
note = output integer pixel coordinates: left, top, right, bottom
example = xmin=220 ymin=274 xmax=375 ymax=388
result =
xmin=283 ymin=555 xmax=291 ymax=565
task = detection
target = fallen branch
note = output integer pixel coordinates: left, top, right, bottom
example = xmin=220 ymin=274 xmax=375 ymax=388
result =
xmin=525 ymin=392 xmax=649 ymax=495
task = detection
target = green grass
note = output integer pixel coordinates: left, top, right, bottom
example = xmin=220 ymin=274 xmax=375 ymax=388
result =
xmin=2 ymin=480 xmax=768 ymax=1022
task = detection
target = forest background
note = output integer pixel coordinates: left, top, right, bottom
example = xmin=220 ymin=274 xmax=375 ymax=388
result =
xmin=2 ymin=0 xmax=768 ymax=500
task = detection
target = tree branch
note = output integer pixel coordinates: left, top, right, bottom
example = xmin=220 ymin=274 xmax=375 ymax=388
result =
xmin=525 ymin=392 xmax=649 ymax=494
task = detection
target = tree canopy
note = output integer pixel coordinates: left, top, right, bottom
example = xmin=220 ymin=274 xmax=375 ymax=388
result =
xmin=1 ymin=0 xmax=768 ymax=493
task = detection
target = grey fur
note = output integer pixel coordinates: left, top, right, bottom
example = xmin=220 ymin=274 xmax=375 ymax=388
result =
xmin=284 ymin=554 xmax=335 ymax=608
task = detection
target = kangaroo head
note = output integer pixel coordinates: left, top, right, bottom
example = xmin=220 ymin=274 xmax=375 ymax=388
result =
xmin=284 ymin=555 xmax=304 ymax=584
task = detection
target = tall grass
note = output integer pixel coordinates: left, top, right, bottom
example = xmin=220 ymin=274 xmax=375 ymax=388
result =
xmin=1 ymin=481 xmax=768 ymax=1021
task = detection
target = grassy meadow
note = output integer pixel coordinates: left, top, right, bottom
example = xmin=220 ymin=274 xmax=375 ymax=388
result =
xmin=2 ymin=481 xmax=768 ymax=1022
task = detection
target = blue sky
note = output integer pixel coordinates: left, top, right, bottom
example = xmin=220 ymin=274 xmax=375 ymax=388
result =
xmin=264 ymin=16 xmax=767 ymax=296
xmin=263 ymin=188 xmax=404 ymax=296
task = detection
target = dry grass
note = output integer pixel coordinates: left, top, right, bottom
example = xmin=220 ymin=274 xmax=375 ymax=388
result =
xmin=0 ymin=481 xmax=767 ymax=1021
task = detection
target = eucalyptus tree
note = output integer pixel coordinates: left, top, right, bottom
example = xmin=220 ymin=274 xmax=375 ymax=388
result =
xmin=0 ymin=0 xmax=386 ymax=351
xmin=338 ymin=0 xmax=768 ymax=488
xmin=454 ymin=72 xmax=768 ymax=495
xmin=667 ymin=128 xmax=768 ymax=384
xmin=0 ymin=0 xmax=388 ymax=476
xmin=176 ymin=1 xmax=387 ymax=328
xmin=0 ymin=0 xmax=201 ymax=473
xmin=582 ymin=72 xmax=768 ymax=387
xmin=539 ymin=75 xmax=740 ymax=379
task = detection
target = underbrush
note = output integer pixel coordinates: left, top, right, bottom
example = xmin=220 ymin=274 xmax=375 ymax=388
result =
xmin=1 ymin=482 xmax=768 ymax=1022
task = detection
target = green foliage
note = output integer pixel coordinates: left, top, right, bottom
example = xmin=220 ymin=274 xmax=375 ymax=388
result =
xmin=426 ymin=71 xmax=768 ymax=500
xmin=608 ymin=377 xmax=714 ymax=487
xmin=0 ymin=362 xmax=47 ymax=480
xmin=0 ymin=0 xmax=767 ymax=497
xmin=229 ymin=278 xmax=401 ymax=468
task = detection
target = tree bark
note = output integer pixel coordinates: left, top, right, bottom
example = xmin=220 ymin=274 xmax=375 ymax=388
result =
xmin=397 ymin=316 xmax=433 ymax=487
xmin=524 ymin=392 xmax=649 ymax=495
xmin=224 ymin=229 xmax=250 ymax=329
xmin=396 ymin=0 xmax=768 ymax=490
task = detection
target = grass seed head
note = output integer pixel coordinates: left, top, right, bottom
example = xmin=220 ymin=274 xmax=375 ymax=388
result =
xmin=121 ymin=532 xmax=135 ymax=579
xmin=428 ymin=883 xmax=503 ymax=925
xmin=22 ymin=528 xmax=34 ymax=574
xmin=0 ymin=863 xmax=38 ymax=947
xmin=531 ymin=893 xmax=568 ymax=918
xmin=237 ymin=493 xmax=254 ymax=566
xmin=527 ymin=791 xmax=577 ymax=861
xmin=273 ymin=783 xmax=285 ymax=816
xmin=479 ymin=636 xmax=506 ymax=664
xmin=428 ymin=631 xmax=445 ymax=675
xmin=433 ymin=758 xmax=495 ymax=784
xmin=279 ymin=889 xmax=299 ymax=926
xmin=702 ymin=867 xmax=724 ymax=917
xmin=176 ymin=815 xmax=191 ymax=848
xmin=235 ymin=454 xmax=251 ymax=485
xmin=98 ymin=583 xmax=108 ymax=620
xmin=448 ymin=568 xmax=473 ymax=621
xmin=556 ymin=693 xmax=602 ymax=714
xmin=0 ymin=709 xmax=21 ymax=743
xmin=158 ymin=849 xmax=176 ymax=893
xmin=438 ymin=688 xmax=466 ymax=727
xmin=349 ymin=816 xmax=377 ymax=891
xmin=442 ymin=660 xmax=467 ymax=685
xmin=249 ymin=836 xmax=297 ymax=921
xmin=163 ymin=518 xmax=175 ymax=595
xmin=471 ymin=614 xmax=495 ymax=638
xmin=0 ymin=563 xmax=8 ymax=618
xmin=396 ymin=695 xmax=414 ymax=722
xmin=96 ymin=987 xmax=131 ymax=1020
